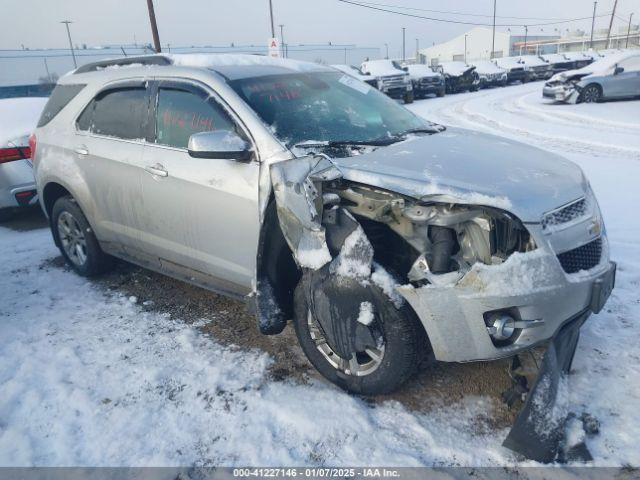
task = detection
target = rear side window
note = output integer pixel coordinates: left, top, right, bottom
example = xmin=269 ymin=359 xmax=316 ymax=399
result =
xmin=37 ymin=84 xmax=86 ymax=127
xmin=76 ymin=87 xmax=148 ymax=140
xmin=154 ymin=88 xmax=236 ymax=149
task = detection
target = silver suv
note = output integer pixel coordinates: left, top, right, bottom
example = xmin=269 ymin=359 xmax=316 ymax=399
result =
xmin=33 ymin=54 xmax=615 ymax=395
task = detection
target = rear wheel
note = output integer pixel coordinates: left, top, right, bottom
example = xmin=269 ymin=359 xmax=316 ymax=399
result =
xmin=51 ymin=196 xmax=113 ymax=276
xmin=293 ymin=270 xmax=427 ymax=395
xmin=580 ymin=84 xmax=602 ymax=103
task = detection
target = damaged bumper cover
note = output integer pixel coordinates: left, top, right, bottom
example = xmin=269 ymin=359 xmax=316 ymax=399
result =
xmin=543 ymin=83 xmax=581 ymax=103
xmin=397 ymin=228 xmax=615 ymax=363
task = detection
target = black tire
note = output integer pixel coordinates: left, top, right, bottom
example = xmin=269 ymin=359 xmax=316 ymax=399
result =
xmin=580 ymin=84 xmax=602 ymax=103
xmin=404 ymin=90 xmax=414 ymax=104
xmin=0 ymin=208 xmax=14 ymax=223
xmin=51 ymin=196 xmax=113 ymax=276
xmin=292 ymin=270 xmax=428 ymax=395
xmin=436 ymin=89 xmax=445 ymax=97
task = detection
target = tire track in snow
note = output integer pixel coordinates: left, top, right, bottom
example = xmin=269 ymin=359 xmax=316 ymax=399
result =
xmin=426 ymin=86 xmax=640 ymax=160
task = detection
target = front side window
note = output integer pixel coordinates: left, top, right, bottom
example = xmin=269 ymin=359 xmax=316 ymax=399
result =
xmin=76 ymin=87 xmax=147 ymax=140
xmin=618 ymin=56 xmax=640 ymax=72
xmin=154 ymin=88 xmax=236 ymax=149
xmin=229 ymin=72 xmax=429 ymax=149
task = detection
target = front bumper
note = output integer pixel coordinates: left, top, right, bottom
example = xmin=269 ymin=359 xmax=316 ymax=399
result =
xmin=381 ymin=84 xmax=412 ymax=98
xmin=543 ymin=84 xmax=580 ymax=103
xmin=414 ymin=82 xmax=444 ymax=95
xmin=397 ymin=228 xmax=614 ymax=362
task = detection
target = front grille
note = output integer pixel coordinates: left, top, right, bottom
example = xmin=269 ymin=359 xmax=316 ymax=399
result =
xmin=420 ymin=77 xmax=439 ymax=84
xmin=557 ymin=238 xmax=602 ymax=274
xmin=542 ymin=197 xmax=589 ymax=230
xmin=382 ymin=75 xmax=406 ymax=87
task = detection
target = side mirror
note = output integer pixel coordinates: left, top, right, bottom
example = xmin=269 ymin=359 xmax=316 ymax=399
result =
xmin=402 ymin=66 xmax=409 ymax=71
xmin=614 ymin=66 xmax=624 ymax=75
xmin=187 ymin=131 xmax=252 ymax=161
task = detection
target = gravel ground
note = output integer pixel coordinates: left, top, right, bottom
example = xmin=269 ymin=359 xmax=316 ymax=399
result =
xmin=12 ymin=206 xmax=520 ymax=430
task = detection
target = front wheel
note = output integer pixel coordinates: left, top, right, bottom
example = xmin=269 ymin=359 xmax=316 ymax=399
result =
xmin=580 ymin=84 xmax=602 ymax=103
xmin=292 ymin=271 xmax=427 ymax=395
xmin=51 ymin=196 xmax=114 ymax=276
xmin=404 ymin=90 xmax=414 ymax=104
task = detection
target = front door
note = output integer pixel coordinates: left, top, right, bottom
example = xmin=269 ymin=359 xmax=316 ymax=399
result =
xmin=606 ymin=56 xmax=640 ymax=98
xmin=137 ymin=80 xmax=261 ymax=295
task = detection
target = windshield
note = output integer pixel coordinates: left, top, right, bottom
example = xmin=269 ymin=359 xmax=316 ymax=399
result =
xmin=229 ymin=71 xmax=429 ymax=147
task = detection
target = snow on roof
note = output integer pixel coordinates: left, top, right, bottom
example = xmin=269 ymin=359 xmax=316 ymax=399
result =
xmin=577 ymin=50 xmax=640 ymax=75
xmin=0 ymin=97 xmax=48 ymax=144
xmin=167 ymin=53 xmax=330 ymax=73
xmin=361 ymin=59 xmax=405 ymax=76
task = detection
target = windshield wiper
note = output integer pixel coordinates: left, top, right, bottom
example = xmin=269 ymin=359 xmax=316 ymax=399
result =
xmin=292 ymin=136 xmax=402 ymax=150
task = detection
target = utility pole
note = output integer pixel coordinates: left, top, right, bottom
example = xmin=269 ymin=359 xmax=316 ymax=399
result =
xmin=384 ymin=43 xmax=389 ymax=59
xmin=491 ymin=0 xmax=497 ymax=59
xmin=268 ymin=0 xmax=276 ymax=38
xmin=145 ymin=0 xmax=162 ymax=53
xmin=415 ymin=38 xmax=419 ymax=62
xmin=60 ymin=20 xmax=77 ymax=68
xmin=606 ymin=0 xmax=619 ymax=49
xmin=402 ymin=27 xmax=406 ymax=61
xmin=626 ymin=13 xmax=634 ymax=48
xmin=523 ymin=25 xmax=528 ymax=54
xmin=590 ymin=1 xmax=597 ymax=49
xmin=464 ymin=34 xmax=468 ymax=63
xmin=279 ymin=24 xmax=285 ymax=57
xmin=43 ymin=58 xmax=51 ymax=83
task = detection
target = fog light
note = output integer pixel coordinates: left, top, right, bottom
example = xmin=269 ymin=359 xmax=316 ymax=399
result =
xmin=486 ymin=313 xmax=516 ymax=341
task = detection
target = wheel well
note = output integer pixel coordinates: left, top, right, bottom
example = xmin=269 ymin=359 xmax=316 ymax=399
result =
xmin=42 ymin=182 xmax=71 ymax=218
xmin=256 ymin=197 xmax=301 ymax=324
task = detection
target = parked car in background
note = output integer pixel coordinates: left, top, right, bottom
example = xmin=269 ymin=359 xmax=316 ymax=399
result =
xmin=360 ymin=59 xmax=414 ymax=103
xmin=435 ymin=61 xmax=479 ymax=93
xmin=562 ymin=51 xmax=595 ymax=70
xmin=32 ymin=54 xmax=615 ymax=403
xmin=517 ymin=55 xmax=554 ymax=80
xmin=471 ymin=60 xmax=508 ymax=88
xmin=543 ymin=50 xmax=640 ymax=103
xmin=331 ymin=64 xmax=379 ymax=88
xmin=405 ymin=64 xmax=445 ymax=98
xmin=540 ymin=53 xmax=575 ymax=75
xmin=0 ymin=97 xmax=47 ymax=221
xmin=494 ymin=57 xmax=529 ymax=83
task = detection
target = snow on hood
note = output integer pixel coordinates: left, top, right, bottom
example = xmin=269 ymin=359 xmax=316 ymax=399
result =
xmin=518 ymin=55 xmax=548 ymax=68
xmin=440 ymin=62 xmax=474 ymax=76
xmin=331 ymin=128 xmax=586 ymax=222
xmin=406 ymin=64 xmax=440 ymax=79
xmin=471 ymin=61 xmax=505 ymax=75
xmin=0 ymin=97 xmax=47 ymax=145
xmin=361 ymin=60 xmax=406 ymax=77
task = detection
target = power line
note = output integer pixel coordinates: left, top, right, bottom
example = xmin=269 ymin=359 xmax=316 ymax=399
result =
xmin=352 ymin=1 xmax=582 ymax=21
xmin=337 ymin=0 xmax=615 ymax=28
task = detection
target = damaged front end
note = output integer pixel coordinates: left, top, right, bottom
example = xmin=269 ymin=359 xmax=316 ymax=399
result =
xmin=543 ymin=74 xmax=589 ymax=103
xmin=266 ymin=153 xmax=615 ymax=462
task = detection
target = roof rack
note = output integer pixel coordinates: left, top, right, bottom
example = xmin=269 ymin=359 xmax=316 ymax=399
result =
xmin=73 ymin=55 xmax=172 ymax=74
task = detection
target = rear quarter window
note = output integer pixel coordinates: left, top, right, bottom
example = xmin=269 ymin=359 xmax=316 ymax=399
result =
xmin=37 ymin=84 xmax=86 ymax=127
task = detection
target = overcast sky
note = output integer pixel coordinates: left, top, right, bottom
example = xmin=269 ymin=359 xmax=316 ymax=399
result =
xmin=2 ymin=0 xmax=639 ymax=56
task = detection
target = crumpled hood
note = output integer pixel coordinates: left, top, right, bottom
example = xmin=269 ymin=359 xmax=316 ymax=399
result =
xmin=332 ymin=128 xmax=587 ymax=223
xmin=550 ymin=67 xmax=592 ymax=83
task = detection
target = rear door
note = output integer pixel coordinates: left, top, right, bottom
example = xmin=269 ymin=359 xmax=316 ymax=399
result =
xmin=136 ymin=80 xmax=261 ymax=295
xmin=75 ymin=81 xmax=149 ymax=248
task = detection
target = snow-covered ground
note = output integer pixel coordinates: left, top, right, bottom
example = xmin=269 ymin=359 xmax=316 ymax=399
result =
xmin=1 ymin=82 xmax=639 ymax=467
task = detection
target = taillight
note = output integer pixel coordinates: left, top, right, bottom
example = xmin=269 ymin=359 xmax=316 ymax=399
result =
xmin=29 ymin=133 xmax=37 ymax=162
xmin=0 ymin=146 xmax=31 ymax=164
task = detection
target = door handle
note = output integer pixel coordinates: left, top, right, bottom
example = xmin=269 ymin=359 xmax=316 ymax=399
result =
xmin=75 ymin=146 xmax=89 ymax=156
xmin=144 ymin=164 xmax=168 ymax=177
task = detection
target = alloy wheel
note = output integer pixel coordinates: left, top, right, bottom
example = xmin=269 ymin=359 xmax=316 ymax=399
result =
xmin=57 ymin=211 xmax=88 ymax=266
xmin=307 ymin=310 xmax=385 ymax=377
xmin=582 ymin=86 xmax=601 ymax=103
